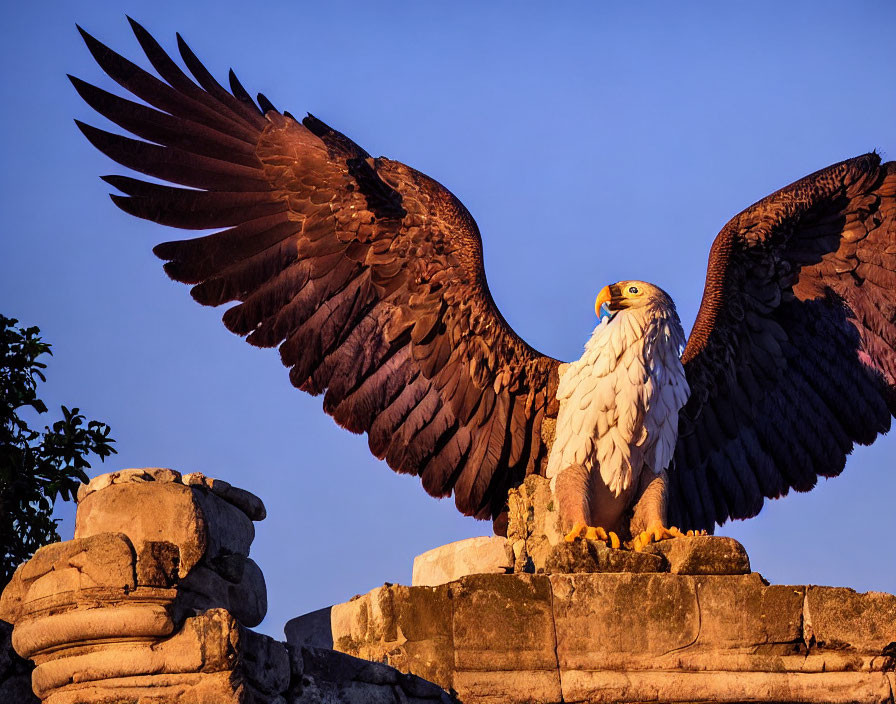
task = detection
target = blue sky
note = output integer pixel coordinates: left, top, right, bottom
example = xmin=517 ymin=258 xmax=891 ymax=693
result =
xmin=2 ymin=1 xmax=895 ymax=638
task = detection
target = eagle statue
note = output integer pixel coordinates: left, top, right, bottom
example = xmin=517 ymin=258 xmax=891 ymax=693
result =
xmin=71 ymin=20 xmax=896 ymax=552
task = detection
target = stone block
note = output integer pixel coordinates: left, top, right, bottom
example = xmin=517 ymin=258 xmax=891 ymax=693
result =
xmin=507 ymin=475 xmax=564 ymax=546
xmin=14 ymin=603 xmax=176 ymax=660
xmin=240 ymin=627 xmax=291 ymax=695
xmin=13 ymin=533 xmax=137 ymax=611
xmin=412 ymin=536 xmax=511 ymax=587
xmin=136 ymin=541 xmax=180 ymax=588
xmin=284 ymin=607 xmax=333 ymax=649
xmin=303 ymin=646 xmax=399 ymax=686
xmin=207 ymin=552 xmax=248 ymax=583
xmin=451 ymin=574 xmax=555 ymax=673
xmin=452 ymin=670 xmax=561 ymax=704
xmin=694 ymin=575 xmax=804 ymax=652
xmin=542 ymin=538 xmax=666 ymax=574
xmin=26 ymin=608 xmax=276 ymax=700
xmin=323 ymin=565 xmax=896 ymax=702
xmin=398 ymin=670 xmax=455 ymax=701
xmin=75 ymin=470 xmax=261 ymax=581
xmin=559 ymin=670 xmax=896 ymax=704
xmin=331 ymin=583 xmax=454 ymax=689
xmin=42 ymin=672 xmax=247 ymax=704
xmin=178 ymin=558 xmax=267 ymax=628
xmin=182 ymin=472 xmax=267 ymax=521
xmin=191 ymin=486 xmax=256 ymax=561
xmin=76 ymin=481 xmax=209 ymax=576
xmin=505 ymin=475 xmax=565 ymax=573
xmin=297 ymin=647 xmax=457 ymax=704
xmin=647 ymin=535 xmax=751 ymax=575
xmin=20 ymin=533 xmax=135 ymax=591
xmin=0 ymin=536 xmax=138 ymax=626
xmin=550 ymin=572 xmax=698 ymax=670
xmin=805 ymin=585 xmax=896 ymax=653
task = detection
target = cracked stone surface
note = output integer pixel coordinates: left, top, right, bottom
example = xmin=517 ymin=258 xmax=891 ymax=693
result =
xmin=5 ymin=467 xmax=895 ymax=703
xmin=321 ymin=572 xmax=896 ymax=704
xmin=1 ymin=469 xmax=456 ymax=704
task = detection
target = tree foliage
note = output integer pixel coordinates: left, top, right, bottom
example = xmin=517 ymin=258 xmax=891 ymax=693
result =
xmin=1 ymin=315 xmax=116 ymax=587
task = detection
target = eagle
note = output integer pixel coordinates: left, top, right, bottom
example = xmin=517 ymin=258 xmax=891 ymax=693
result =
xmin=71 ymin=20 xmax=896 ymax=551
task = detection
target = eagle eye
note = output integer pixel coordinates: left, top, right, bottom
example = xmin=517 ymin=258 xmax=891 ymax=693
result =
xmin=627 ymin=285 xmax=640 ymax=295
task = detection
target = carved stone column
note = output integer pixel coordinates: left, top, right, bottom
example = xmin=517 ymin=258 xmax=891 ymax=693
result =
xmin=0 ymin=468 xmax=455 ymax=704
xmin=0 ymin=468 xmax=286 ymax=704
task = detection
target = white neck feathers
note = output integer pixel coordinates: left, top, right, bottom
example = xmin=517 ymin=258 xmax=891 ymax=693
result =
xmin=547 ymin=305 xmax=689 ymax=496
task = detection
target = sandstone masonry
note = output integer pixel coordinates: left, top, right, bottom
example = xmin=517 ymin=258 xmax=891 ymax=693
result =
xmin=0 ymin=469 xmax=454 ymax=704
xmin=3 ymin=469 xmax=895 ymax=703
xmin=314 ymin=570 xmax=896 ymax=703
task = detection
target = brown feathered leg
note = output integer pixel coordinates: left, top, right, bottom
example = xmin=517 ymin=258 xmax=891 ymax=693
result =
xmin=555 ymin=463 xmax=590 ymax=531
xmin=556 ymin=464 xmax=620 ymax=548
xmin=629 ymin=469 xmax=691 ymax=551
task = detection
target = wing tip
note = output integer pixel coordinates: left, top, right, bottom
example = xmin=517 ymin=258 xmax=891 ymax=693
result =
xmin=108 ymin=192 xmax=132 ymax=211
xmin=257 ymin=92 xmax=276 ymax=114
xmin=125 ymin=15 xmax=159 ymax=51
xmin=72 ymin=117 xmax=92 ymax=136
xmin=75 ymin=23 xmax=106 ymax=56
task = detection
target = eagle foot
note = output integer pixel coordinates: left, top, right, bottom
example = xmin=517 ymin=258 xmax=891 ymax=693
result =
xmin=564 ymin=522 xmax=621 ymax=549
xmin=632 ymin=520 xmax=685 ymax=552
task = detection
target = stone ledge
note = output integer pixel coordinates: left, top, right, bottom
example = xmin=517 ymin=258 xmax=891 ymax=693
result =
xmin=506 ymin=474 xmax=753 ymax=578
xmin=412 ymin=536 xmax=512 ymax=587
xmin=5 ymin=467 xmax=894 ymax=703
xmin=313 ymin=571 xmax=896 ymax=703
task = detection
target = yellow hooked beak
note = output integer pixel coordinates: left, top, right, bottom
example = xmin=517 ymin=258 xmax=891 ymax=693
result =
xmin=595 ymin=285 xmax=611 ymax=317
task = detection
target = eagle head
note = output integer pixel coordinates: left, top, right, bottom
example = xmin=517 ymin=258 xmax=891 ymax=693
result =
xmin=595 ymin=280 xmax=675 ymax=319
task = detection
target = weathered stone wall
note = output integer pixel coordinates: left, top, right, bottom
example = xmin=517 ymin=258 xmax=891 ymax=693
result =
xmin=314 ymin=570 xmax=896 ymax=703
xmin=0 ymin=469 xmax=455 ymax=704
xmin=4 ymin=468 xmax=896 ymax=703
xmin=288 ymin=476 xmax=896 ymax=703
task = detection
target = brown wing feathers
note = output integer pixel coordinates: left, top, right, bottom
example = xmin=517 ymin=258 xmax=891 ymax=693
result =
xmin=670 ymin=156 xmax=896 ymax=531
xmin=74 ymin=20 xmax=559 ymax=520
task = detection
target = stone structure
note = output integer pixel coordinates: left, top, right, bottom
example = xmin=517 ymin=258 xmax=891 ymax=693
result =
xmin=318 ymin=570 xmax=896 ymax=703
xmin=0 ymin=469 xmax=454 ymax=704
xmin=287 ymin=476 xmax=896 ymax=703
xmin=3 ymin=468 xmax=896 ymax=703
xmin=412 ymin=536 xmax=512 ymax=587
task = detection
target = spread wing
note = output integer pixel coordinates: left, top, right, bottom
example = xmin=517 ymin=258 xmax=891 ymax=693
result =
xmin=668 ymin=154 xmax=896 ymax=531
xmin=72 ymin=19 xmax=560 ymax=520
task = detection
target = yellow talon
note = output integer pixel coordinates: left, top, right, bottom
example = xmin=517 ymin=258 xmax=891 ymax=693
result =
xmin=608 ymin=532 xmax=620 ymax=549
xmin=635 ymin=520 xmax=687 ymax=550
xmin=565 ymin=524 xmax=624 ymax=550
xmin=584 ymin=526 xmax=608 ymax=541
xmin=564 ymin=522 xmax=586 ymax=542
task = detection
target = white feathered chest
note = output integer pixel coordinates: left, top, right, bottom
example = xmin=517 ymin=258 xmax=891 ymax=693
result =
xmin=546 ymin=307 xmax=690 ymax=496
